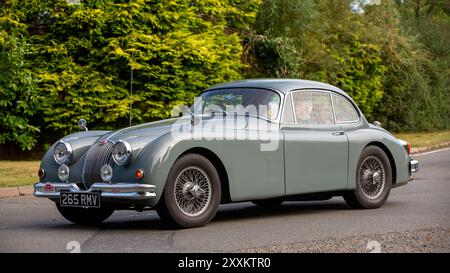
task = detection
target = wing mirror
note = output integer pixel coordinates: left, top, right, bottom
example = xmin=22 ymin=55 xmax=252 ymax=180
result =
xmin=78 ymin=118 xmax=88 ymax=131
xmin=373 ymin=121 xmax=382 ymax=128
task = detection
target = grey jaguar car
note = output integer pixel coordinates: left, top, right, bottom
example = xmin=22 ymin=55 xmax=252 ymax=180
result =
xmin=34 ymin=79 xmax=419 ymax=228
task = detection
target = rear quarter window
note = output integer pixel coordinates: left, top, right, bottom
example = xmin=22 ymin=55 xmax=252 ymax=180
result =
xmin=332 ymin=94 xmax=359 ymax=123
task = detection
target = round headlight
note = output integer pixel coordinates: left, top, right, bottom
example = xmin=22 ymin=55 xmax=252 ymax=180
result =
xmin=53 ymin=141 xmax=73 ymax=165
xmin=58 ymin=164 xmax=70 ymax=182
xmin=112 ymin=141 xmax=132 ymax=165
xmin=100 ymin=164 xmax=113 ymax=182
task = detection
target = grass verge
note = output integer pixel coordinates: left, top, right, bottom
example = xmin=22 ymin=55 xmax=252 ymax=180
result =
xmin=394 ymin=129 xmax=450 ymax=148
xmin=0 ymin=161 xmax=39 ymax=188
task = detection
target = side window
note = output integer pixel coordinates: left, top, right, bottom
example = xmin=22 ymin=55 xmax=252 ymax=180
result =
xmin=291 ymin=91 xmax=334 ymax=125
xmin=282 ymin=93 xmax=295 ymax=124
xmin=332 ymin=94 xmax=359 ymax=123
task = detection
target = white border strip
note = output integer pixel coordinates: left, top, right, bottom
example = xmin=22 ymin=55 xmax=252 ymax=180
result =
xmin=414 ymin=147 xmax=450 ymax=157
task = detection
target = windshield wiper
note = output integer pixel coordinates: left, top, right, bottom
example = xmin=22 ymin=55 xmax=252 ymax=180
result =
xmin=208 ymin=110 xmax=230 ymax=117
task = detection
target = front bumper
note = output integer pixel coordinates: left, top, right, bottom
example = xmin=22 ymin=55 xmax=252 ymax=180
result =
xmin=34 ymin=182 xmax=156 ymax=201
xmin=394 ymin=157 xmax=419 ymax=188
xmin=410 ymin=159 xmax=419 ymax=173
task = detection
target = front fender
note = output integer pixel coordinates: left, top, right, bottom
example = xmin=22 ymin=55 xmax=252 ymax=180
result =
xmin=345 ymin=128 xmax=410 ymax=189
xmin=130 ymin=131 xmax=195 ymax=206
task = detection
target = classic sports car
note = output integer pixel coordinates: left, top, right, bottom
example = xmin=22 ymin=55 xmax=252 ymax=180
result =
xmin=34 ymin=79 xmax=419 ymax=228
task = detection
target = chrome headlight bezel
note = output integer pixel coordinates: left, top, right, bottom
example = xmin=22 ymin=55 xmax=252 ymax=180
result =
xmin=53 ymin=141 xmax=73 ymax=165
xmin=112 ymin=140 xmax=132 ymax=165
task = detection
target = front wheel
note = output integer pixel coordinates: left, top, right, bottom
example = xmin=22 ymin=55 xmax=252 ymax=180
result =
xmin=156 ymin=153 xmax=221 ymax=228
xmin=344 ymin=145 xmax=392 ymax=209
xmin=56 ymin=205 xmax=114 ymax=225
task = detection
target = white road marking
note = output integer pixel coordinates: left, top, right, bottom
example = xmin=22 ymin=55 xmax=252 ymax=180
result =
xmin=414 ymin=147 xmax=450 ymax=157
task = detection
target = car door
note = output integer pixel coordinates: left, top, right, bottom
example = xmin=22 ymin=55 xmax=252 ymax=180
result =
xmin=330 ymin=93 xmax=363 ymax=190
xmin=281 ymin=90 xmax=349 ymax=195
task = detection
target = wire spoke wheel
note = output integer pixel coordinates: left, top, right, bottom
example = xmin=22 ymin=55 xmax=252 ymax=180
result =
xmin=174 ymin=166 xmax=212 ymax=217
xmin=358 ymin=156 xmax=385 ymax=200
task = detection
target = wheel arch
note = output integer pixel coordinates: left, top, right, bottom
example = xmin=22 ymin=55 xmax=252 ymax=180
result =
xmin=179 ymin=147 xmax=231 ymax=204
xmin=364 ymin=141 xmax=397 ymax=185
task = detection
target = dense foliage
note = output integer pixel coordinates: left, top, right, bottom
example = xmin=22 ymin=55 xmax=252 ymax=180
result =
xmin=384 ymin=0 xmax=450 ymax=131
xmin=249 ymin=0 xmax=387 ymax=115
xmin=0 ymin=0 xmax=449 ymax=151
xmin=247 ymin=0 xmax=449 ymax=129
xmin=0 ymin=10 xmax=41 ymax=150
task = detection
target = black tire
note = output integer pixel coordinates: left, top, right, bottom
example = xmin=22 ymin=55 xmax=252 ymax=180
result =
xmin=156 ymin=153 xmax=221 ymax=228
xmin=56 ymin=205 xmax=114 ymax=225
xmin=252 ymin=198 xmax=283 ymax=207
xmin=344 ymin=145 xmax=392 ymax=209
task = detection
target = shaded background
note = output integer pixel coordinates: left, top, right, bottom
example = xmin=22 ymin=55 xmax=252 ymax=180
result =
xmin=1 ymin=0 xmax=449 ymax=158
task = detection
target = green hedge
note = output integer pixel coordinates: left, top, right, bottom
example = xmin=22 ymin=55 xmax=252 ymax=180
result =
xmin=0 ymin=0 xmax=260 ymax=150
xmin=0 ymin=0 xmax=449 ymax=151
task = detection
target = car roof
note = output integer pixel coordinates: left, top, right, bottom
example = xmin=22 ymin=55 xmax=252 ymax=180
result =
xmin=206 ymin=79 xmax=347 ymax=96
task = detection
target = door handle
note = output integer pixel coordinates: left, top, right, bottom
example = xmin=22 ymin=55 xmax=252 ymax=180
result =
xmin=332 ymin=131 xmax=345 ymax=136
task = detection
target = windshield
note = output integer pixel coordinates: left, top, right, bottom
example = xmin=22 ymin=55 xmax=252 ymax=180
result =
xmin=193 ymin=89 xmax=281 ymax=121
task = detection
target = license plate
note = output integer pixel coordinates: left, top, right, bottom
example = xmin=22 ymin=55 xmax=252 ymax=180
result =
xmin=60 ymin=192 xmax=100 ymax=208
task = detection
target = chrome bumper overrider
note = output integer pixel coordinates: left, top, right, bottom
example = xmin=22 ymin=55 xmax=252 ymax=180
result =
xmin=410 ymin=159 xmax=419 ymax=173
xmin=34 ymin=182 xmax=156 ymax=200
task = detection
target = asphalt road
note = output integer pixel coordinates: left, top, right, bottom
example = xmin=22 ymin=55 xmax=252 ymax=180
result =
xmin=0 ymin=148 xmax=449 ymax=253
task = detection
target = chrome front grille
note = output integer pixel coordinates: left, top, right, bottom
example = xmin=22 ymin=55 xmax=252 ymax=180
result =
xmin=82 ymin=141 xmax=113 ymax=188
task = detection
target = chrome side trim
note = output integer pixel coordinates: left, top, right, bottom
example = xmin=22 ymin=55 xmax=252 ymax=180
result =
xmin=282 ymin=89 xmax=361 ymax=126
xmin=34 ymin=182 xmax=156 ymax=200
xmin=111 ymin=140 xmax=132 ymax=166
xmin=198 ymin=87 xmax=285 ymax=123
xmin=54 ymin=141 xmax=73 ymax=165
xmin=290 ymin=93 xmax=297 ymax=124
xmin=329 ymin=92 xmax=337 ymax=125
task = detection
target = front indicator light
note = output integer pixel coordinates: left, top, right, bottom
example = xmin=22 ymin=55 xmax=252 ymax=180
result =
xmin=135 ymin=169 xmax=144 ymax=180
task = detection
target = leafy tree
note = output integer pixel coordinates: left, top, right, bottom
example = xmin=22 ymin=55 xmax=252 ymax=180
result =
xmin=0 ymin=6 xmax=42 ymax=150
xmin=367 ymin=0 xmax=450 ymax=131
xmin=1 ymin=0 xmax=259 ymax=150
xmin=246 ymin=0 xmax=449 ymax=130
xmin=248 ymin=0 xmax=387 ymax=119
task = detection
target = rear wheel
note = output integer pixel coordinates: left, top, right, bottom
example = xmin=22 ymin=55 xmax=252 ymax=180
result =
xmin=56 ymin=205 xmax=114 ymax=225
xmin=156 ymin=153 xmax=221 ymax=228
xmin=344 ymin=145 xmax=392 ymax=209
